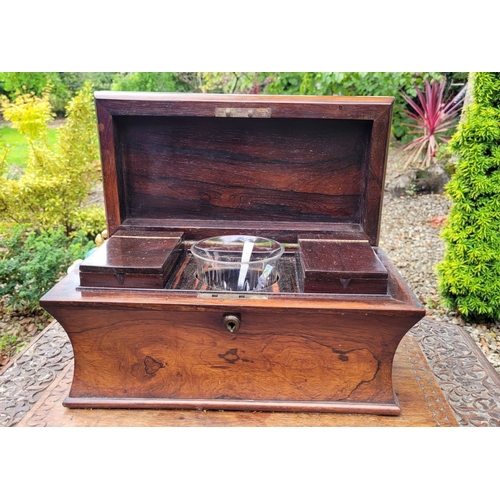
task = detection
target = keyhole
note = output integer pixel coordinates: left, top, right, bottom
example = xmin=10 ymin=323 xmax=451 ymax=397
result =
xmin=223 ymin=314 xmax=241 ymax=333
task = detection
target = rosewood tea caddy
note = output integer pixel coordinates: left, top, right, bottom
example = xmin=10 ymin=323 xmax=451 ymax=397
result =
xmin=41 ymin=92 xmax=425 ymax=415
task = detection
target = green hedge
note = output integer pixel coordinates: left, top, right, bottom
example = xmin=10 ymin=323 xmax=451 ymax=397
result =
xmin=438 ymin=72 xmax=500 ymax=320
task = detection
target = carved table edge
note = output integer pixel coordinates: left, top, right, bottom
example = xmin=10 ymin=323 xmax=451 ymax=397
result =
xmin=397 ymin=334 xmax=457 ymax=427
xmin=0 ymin=320 xmax=58 ymax=376
xmin=0 ymin=320 xmax=72 ymax=427
xmin=409 ymin=318 xmax=500 ymax=427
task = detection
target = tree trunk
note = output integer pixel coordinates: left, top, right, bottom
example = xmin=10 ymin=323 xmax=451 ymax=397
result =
xmin=460 ymin=72 xmax=475 ymax=123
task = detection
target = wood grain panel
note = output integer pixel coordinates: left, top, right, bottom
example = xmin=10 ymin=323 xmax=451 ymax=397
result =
xmin=362 ymin=107 xmax=393 ymax=245
xmin=41 ymin=246 xmax=424 ymax=415
xmin=95 ymin=92 xmax=394 ymax=121
xmin=95 ymin=101 xmax=122 ymax=234
xmin=115 ymin=116 xmax=370 ymax=223
xmin=119 ymin=219 xmax=367 ymax=243
xmin=16 ymin=332 xmax=459 ymax=427
xmin=46 ymin=301 xmax=421 ymax=412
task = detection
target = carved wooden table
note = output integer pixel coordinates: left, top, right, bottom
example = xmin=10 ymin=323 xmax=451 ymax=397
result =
xmin=2 ymin=318 xmax=499 ymax=427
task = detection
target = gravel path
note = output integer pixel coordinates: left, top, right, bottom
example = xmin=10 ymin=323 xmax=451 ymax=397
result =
xmin=380 ymin=192 xmax=500 ymax=373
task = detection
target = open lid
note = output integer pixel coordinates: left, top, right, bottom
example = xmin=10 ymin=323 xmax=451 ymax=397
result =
xmin=95 ymin=92 xmax=393 ymax=245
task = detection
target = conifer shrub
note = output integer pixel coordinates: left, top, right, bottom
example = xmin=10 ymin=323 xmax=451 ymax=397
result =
xmin=0 ymin=82 xmax=105 ymax=237
xmin=437 ymin=72 xmax=500 ymax=320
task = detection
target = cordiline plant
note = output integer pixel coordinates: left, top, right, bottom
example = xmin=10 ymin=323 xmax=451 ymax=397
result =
xmin=399 ymin=79 xmax=465 ymax=169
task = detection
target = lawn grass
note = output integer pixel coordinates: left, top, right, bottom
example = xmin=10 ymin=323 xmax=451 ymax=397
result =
xmin=0 ymin=125 xmax=60 ymax=170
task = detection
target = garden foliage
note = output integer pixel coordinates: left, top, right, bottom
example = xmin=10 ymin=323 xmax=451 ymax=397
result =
xmin=0 ymin=82 xmax=105 ymax=237
xmin=0 ymin=224 xmax=94 ymax=314
xmin=0 ymin=72 xmax=117 ymax=114
xmin=199 ymin=72 xmax=265 ymax=94
xmin=438 ymin=72 xmax=500 ymax=320
xmin=111 ymin=72 xmax=192 ymax=93
xmin=2 ymin=73 xmax=467 ymax=142
xmin=0 ymin=72 xmax=65 ymax=100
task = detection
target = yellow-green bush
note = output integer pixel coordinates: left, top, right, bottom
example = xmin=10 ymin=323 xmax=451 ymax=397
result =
xmin=438 ymin=73 xmax=500 ymax=320
xmin=0 ymin=82 xmax=105 ymax=236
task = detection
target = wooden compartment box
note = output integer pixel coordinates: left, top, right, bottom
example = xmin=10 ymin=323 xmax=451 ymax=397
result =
xmin=298 ymin=238 xmax=389 ymax=294
xmin=41 ymin=92 xmax=425 ymax=416
xmin=79 ymin=229 xmax=183 ymax=289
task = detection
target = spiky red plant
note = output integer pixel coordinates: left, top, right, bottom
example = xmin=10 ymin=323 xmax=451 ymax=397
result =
xmin=399 ymin=79 xmax=465 ymax=168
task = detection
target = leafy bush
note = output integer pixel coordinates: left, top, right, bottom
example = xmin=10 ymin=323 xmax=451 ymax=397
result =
xmin=0 ymin=224 xmax=94 ymax=314
xmin=111 ymin=72 xmax=191 ymax=92
xmin=72 ymin=205 xmax=107 ymax=238
xmin=437 ymin=72 xmax=500 ymax=320
xmin=0 ymin=82 xmax=105 ymax=237
xmin=0 ymin=72 xmax=70 ymax=116
xmin=0 ymin=122 xmax=59 ymax=171
xmin=0 ymin=72 xmax=64 ymax=98
xmin=0 ymin=141 xmax=9 ymax=177
xmin=0 ymin=72 xmax=119 ymax=114
xmin=59 ymin=72 xmax=116 ymax=93
xmin=200 ymin=72 xmax=265 ymax=94
xmin=1 ymin=88 xmax=55 ymax=137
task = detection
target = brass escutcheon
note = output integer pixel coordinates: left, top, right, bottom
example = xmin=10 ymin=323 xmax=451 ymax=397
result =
xmin=222 ymin=314 xmax=241 ymax=333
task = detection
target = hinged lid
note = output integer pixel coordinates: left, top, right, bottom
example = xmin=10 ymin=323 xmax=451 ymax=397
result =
xmin=95 ymin=92 xmax=393 ymax=246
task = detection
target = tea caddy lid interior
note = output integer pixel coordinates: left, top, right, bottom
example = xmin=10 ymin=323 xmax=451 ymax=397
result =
xmin=95 ymin=92 xmax=393 ymax=245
